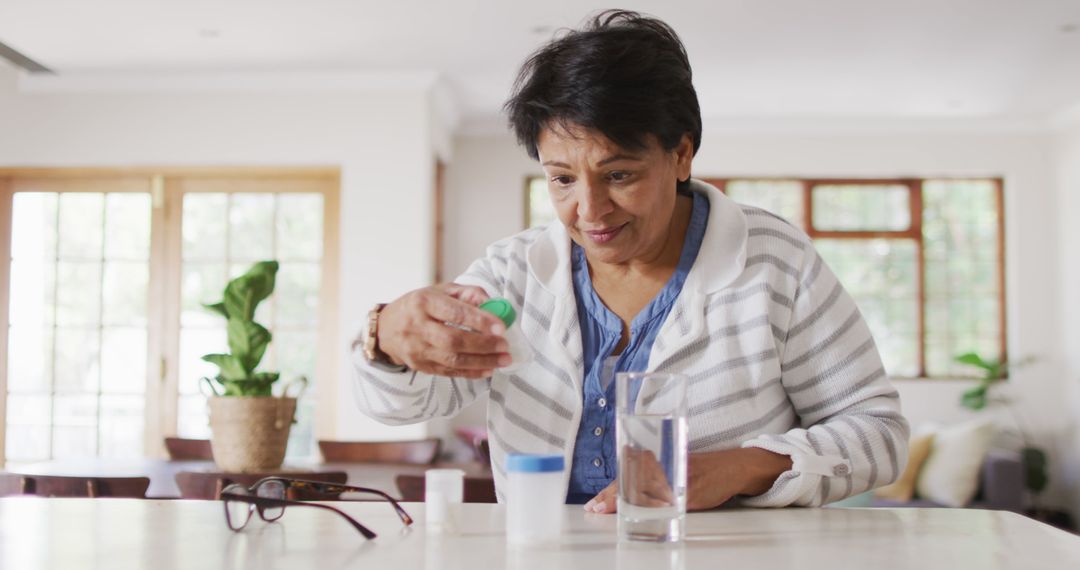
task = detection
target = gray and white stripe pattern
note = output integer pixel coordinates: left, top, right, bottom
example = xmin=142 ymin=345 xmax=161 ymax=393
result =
xmin=351 ymin=180 xmax=908 ymax=507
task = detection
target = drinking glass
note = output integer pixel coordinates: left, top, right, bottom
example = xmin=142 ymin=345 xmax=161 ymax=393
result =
xmin=615 ymin=372 xmax=688 ymax=542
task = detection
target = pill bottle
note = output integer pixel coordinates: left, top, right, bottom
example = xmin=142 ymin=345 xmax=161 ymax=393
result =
xmin=479 ymin=298 xmax=533 ymax=371
xmin=426 ymin=468 xmax=464 ymax=534
xmin=505 ymin=454 xmax=565 ymax=546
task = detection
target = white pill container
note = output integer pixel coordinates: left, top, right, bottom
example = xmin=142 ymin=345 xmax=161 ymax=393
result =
xmin=478 ymin=298 xmax=533 ymax=371
xmin=425 ymin=468 xmax=464 ymax=534
xmin=505 ymin=454 xmax=565 ymax=546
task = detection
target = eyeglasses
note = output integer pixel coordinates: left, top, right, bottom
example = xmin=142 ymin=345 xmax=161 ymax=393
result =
xmin=220 ymin=477 xmax=413 ymax=539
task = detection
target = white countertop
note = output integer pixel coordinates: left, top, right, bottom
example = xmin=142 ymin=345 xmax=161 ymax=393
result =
xmin=1 ymin=499 xmax=1078 ymax=569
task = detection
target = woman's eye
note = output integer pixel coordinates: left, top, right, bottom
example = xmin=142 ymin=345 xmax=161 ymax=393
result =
xmin=551 ymin=175 xmax=573 ymax=186
xmin=609 ymin=171 xmax=632 ymax=182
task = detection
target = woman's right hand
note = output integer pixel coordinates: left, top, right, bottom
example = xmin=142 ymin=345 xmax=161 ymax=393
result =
xmin=376 ymin=283 xmax=512 ymax=379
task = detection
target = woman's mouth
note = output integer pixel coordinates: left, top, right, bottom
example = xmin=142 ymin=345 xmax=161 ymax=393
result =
xmin=583 ymin=223 xmax=626 ymax=244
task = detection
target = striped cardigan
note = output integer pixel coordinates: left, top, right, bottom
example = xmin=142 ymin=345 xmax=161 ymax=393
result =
xmin=351 ymin=179 xmax=909 ymax=507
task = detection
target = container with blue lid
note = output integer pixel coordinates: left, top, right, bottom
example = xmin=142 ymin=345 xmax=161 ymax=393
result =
xmin=505 ymin=453 xmax=566 ymax=545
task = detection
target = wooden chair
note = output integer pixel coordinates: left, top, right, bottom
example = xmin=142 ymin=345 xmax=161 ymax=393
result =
xmin=174 ymin=470 xmax=348 ymax=500
xmin=318 ymin=438 xmax=442 ymax=465
xmin=164 ymin=437 xmax=214 ymax=461
xmin=0 ymin=473 xmax=149 ymax=498
xmin=394 ymin=473 xmax=498 ymax=503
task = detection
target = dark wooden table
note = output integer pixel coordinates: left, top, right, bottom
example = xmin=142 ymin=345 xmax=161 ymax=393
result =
xmin=7 ymin=458 xmax=491 ymax=499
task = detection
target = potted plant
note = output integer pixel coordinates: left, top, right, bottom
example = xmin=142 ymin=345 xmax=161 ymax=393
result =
xmin=954 ymin=352 xmax=1047 ymax=504
xmin=201 ymin=260 xmax=306 ymax=472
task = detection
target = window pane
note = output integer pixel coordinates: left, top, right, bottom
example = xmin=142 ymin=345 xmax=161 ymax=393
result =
xmin=228 ymin=193 xmax=274 ymax=261
xmin=815 ymin=239 xmax=920 ymax=377
xmin=104 ymin=193 xmax=151 ymax=260
xmin=100 ymin=328 xmax=147 ymax=394
xmin=277 ymin=194 xmax=323 ymax=261
xmin=99 ymin=395 xmax=144 ymax=458
xmin=183 ymin=193 xmax=227 ymax=261
xmin=725 ymin=180 xmax=805 ymax=230
xmin=8 ymin=259 xmax=55 ymax=328
xmin=177 ymin=394 xmax=210 ymax=439
xmin=54 ymin=328 xmax=100 ymax=393
xmin=11 ymin=193 xmax=57 ymax=261
xmin=274 ymin=331 xmax=317 ymax=389
xmin=812 ymin=184 xmax=911 ymax=231
xmin=56 ymin=261 xmax=102 ymax=326
xmin=7 ymin=325 xmax=52 ymax=393
xmin=181 ymin=262 xmax=228 ymax=327
xmin=923 ymin=180 xmax=1001 ymax=376
xmin=58 ymin=193 xmax=104 ymax=259
xmin=527 ymin=177 xmax=558 ymax=228
xmin=5 ymin=425 xmax=51 ymax=462
xmin=103 ymin=262 xmax=149 ymax=327
xmin=276 ymin=263 xmax=320 ymax=327
xmin=179 ymin=328 xmax=226 ymax=396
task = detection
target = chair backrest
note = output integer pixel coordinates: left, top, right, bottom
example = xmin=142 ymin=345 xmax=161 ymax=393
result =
xmin=175 ymin=470 xmax=348 ymax=500
xmin=394 ymin=473 xmax=497 ymax=503
xmin=164 ymin=437 xmax=214 ymax=461
xmin=0 ymin=473 xmax=149 ymax=498
xmin=318 ymin=438 xmax=441 ymax=465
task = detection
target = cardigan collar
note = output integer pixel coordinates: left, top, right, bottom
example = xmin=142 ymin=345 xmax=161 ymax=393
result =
xmin=526 ymin=179 xmax=748 ymax=297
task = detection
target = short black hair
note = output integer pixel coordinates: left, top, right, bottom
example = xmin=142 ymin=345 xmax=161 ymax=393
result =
xmin=504 ymin=10 xmax=702 ymax=165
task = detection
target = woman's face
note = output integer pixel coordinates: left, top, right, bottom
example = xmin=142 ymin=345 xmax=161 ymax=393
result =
xmin=536 ymin=124 xmax=694 ymax=266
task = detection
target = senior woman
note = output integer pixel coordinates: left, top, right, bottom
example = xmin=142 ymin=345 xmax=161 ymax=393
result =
xmin=352 ymin=11 xmax=908 ymax=511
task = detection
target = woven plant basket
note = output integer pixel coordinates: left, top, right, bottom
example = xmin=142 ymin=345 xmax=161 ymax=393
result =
xmin=208 ymin=396 xmax=296 ymax=473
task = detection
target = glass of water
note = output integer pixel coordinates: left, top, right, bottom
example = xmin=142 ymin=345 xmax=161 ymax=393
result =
xmin=615 ymin=372 xmax=688 ymax=542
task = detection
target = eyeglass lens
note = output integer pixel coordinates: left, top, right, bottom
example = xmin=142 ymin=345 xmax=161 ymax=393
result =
xmin=222 ymin=484 xmax=254 ymax=531
xmin=255 ymin=479 xmax=287 ymax=521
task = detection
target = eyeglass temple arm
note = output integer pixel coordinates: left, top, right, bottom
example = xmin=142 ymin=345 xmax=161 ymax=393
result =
xmin=292 ymin=481 xmax=414 ymax=525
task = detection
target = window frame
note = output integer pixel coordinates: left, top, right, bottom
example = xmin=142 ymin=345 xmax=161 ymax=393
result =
xmin=0 ymin=167 xmax=340 ymax=467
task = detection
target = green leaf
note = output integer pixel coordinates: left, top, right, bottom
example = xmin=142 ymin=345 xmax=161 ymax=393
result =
xmin=201 ymin=354 xmax=248 ymax=381
xmin=1022 ymin=447 xmax=1049 ymax=494
xmin=955 ymin=352 xmax=992 ymax=370
xmin=960 ymin=385 xmax=988 ymax=411
xmin=203 ymin=302 xmax=229 ymax=319
xmin=227 ymin=318 xmax=271 ymax=374
xmin=223 ymin=262 xmax=278 ymax=321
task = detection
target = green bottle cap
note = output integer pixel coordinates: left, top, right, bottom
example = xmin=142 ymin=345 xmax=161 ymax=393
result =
xmin=479 ymin=298 xmax=517 ymax=328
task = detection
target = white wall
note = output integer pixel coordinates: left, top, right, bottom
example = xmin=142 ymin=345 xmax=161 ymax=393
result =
xmin=0 ymin=66 xmax=442 ymax=442
xmin=1054 ymin=121 xmax=1080 ymax=519
xmin=443 ymin=125 xmax=1079 ymax=511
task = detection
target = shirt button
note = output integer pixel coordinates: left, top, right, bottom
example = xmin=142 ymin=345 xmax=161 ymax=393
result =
xmin=593 ymin=426 xmax=603 ymax=437
xmin=597 ymin=398 xmax=607 ymax=408
xmin=592 ymin=458 xmax=603 ymax=468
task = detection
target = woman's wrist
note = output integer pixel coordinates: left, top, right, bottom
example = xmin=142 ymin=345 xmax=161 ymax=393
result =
xmin=735 ymin=447 xmax=793 ymax=497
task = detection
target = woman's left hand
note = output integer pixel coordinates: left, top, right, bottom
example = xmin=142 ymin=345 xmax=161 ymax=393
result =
xmin=583 ymin=447 xmax=793 ymax=514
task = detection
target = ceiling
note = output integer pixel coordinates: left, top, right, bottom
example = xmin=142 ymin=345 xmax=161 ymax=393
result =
xmin=2 ymin=0 xmax=1079 ymax=127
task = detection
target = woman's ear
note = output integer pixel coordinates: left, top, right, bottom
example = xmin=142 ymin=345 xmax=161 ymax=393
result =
xmin=674 ymin=134 xmax=694 ymax=182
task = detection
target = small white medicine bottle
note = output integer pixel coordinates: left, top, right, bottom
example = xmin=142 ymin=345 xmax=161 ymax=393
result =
xmin=478 ymin=298 xmax=532 ymax=371
xmin=505 ymin=453 xmax=565 ymax=546
xmin=425 ymin=468 xmax=464 ymax=534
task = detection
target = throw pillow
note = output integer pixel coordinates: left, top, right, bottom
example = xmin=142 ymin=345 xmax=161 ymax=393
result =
xmin=874 ymin=432 xmax=935 ymax=502
xmin=916 ymin=419 xmax=997 ymax=507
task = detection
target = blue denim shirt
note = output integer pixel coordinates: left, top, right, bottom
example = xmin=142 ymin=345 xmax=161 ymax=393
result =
xmin=565 ymin=191 xmax=709 ymax=504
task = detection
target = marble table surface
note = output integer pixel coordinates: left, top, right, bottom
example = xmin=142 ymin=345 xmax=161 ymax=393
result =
xmin=1 ymin=499 xmax=1078 ymax=570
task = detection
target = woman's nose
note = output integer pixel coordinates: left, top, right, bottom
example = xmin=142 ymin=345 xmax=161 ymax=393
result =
xmin=576 ymin=182 xmax=613 ymax=223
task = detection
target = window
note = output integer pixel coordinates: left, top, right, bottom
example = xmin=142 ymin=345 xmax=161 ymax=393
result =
xmin=524 ymin=175 xmax=1005 ymax=379
xmin=0 ymin=170 xmax=339 ymax=466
